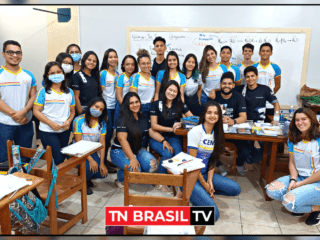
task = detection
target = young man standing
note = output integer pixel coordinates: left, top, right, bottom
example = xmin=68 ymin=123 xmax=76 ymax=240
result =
xmin=253 ymin=43 xmax=281 ymax=120
xmin=237 ymin=43 xmax=255 ymax=85
xmin=151 ymin=36 xmax=167 ymax=78
xmin=214 ymin=71 xmax=249 ymax=175
xmin=235 ymin=66 xmax=280 ymax=164
xmin=0 ymin=40 xmax=37 ymax=167
xmin=220 ymin=46 xmax=241 ymax=86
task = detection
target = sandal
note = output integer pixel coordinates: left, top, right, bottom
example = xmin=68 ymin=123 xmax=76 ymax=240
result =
xmin=115 ymin=179 xmax=124 ymax=190
xmin=155 ymin=185 xmax=173 ymax=194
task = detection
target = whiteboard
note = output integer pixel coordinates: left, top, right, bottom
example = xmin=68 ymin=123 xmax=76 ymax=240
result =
xmin=127 ymin=27 xmax=311 ymax=108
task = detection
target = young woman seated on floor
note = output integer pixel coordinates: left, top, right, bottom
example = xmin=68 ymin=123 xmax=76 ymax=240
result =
xmin=266 ymin=107 xmax=320 ymax=226
xmin=110 ymin=92 xmax=157 ymax=189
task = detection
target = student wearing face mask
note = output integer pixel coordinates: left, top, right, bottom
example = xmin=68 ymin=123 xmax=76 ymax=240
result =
xmin=66 ymin=44 xmax=82 ymax=73
xmin=42 ymin=53 xmax=74 ymax=88
xmin=34 ymin=62 xmax=76 ymax=165
xmin=73 ymin=97 xmax=108 ymax=195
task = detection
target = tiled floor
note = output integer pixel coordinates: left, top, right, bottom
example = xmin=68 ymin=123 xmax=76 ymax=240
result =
xmin=30 ymin=150 xmax=320 ymax=235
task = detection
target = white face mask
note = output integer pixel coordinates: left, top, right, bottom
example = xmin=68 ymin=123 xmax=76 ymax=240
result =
xmin=61 ymin=63 xmax=74 ymax=74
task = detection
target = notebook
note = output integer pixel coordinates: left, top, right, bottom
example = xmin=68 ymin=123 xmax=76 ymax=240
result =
xmin=61 ymin=140 xmax=102 ymax=157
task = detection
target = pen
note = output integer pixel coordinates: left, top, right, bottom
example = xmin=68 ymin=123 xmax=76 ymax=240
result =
xmin=177 ymin=159 xmax=193 ymax=166
xmin=9 ymin=189 xmax=18 ymax=200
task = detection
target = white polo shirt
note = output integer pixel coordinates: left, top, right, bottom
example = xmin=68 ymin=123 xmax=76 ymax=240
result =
xmin=202 ymin=64 xmax=228 ymax=96
xmin=129 ymin=73 xmax=155 ymax=104
xmin=34 ymin=87 xmax=75 ymax=133
xmin=116 ymin=73 xmax=130 ymax=98
xmin=100 ymin=70 xmax=119 ymax=109
xmin=0 ymin=66 xmax=36 ymax=125
xmin=73 ymin=114 xmax=106 ymax=142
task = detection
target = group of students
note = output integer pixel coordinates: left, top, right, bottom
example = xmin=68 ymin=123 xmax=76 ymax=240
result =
xmin=0 ymin=37 xmax=320 ymax=226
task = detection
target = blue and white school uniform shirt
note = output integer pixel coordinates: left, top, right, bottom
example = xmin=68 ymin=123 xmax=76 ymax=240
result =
xmin=185 ymin=73 xmax=202 ymax=97
xmin=73 ymin=114 xmax=106 ymax=142
xmin=202 ymin=63 xmax=228 ymax=97
xmin=288 ymin=138 xmax=320 ymax=177
xmin=129 ymin=73 xmax=155 ymax=104
xmin=221 ymin=63 xmax=241 ymax=83
xmin=156 ymin=70 xmax=186 ymax=87
xmin=116 ymin=73 xmax=130 ymax=98
xmin=100 ymin=70 xmax=119 ymax=109
xmin=34 ymin=87 xmax=75 ymax=133
xmin=237 ymin=62 xmax=255 ymax=85
xmin=187 ymin=124 xmax=214 ymax=174
xmin=0 ymin=66 xmax=36 ymax=125
xmin=252 ymin=62 xmax=281 ymax=109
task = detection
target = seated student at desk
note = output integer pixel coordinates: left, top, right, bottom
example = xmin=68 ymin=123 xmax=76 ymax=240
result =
xmin=110 ymin=92 xmax=157 ymax=190
xmin=73 ymin=97 xmax=109 ymax=195
xmin=266 ymin=108 xmax=320 ymax=226
xmin=185 ymin=101 xmax=241 ymax=221
xmin=235 ymin=66 xmax=280 ymax=164
xmin=149 ymin=81 xmax=193 ymax=193
xmin=213 ymin=71 xmax=250 ymax=176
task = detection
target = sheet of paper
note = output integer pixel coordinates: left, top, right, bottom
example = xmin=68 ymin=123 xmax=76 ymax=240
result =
xmin=61 ymin=140 xmax=102 ymax=157
xmin=0 ymin=174 xmax=32 ymax=200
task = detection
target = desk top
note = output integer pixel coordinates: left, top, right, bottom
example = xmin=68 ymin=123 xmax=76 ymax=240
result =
xmin=175 ymin=128 xmax=288 ymax=143
xmin=0 ymin=172 xmax=44 ymax=209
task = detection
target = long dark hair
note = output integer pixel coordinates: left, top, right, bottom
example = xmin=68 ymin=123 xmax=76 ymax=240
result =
xmin=288 ymin=107 xmax=320 ymax=144
xmin=119 ymin=92 xmax=144 ymax=154
xmin=121 ymin=55 xmax=138 ymax=74
xmin=55 ymin=52 xmax=74 ymax=87
xmin=83 ymin=97 xmax=108 ymax=130
xmin=80 ymin=51 xmax=102 ymax=97
xmin=181 ymin=53 xmax=200 ymax=80
xmin=100 ymin=48 xmax=118 ymax=71
xmin=199 ymin=45 xmax=217 ymax=84
xmin=160 ymin=81 xmax=184 ymax=121
xmin=43 ymin=61 xmax=69 ymax=94
xmin=198 ymin=101 xmax=224 ymax=172
xmin=159 ymin=51 xmax=181 ymax=97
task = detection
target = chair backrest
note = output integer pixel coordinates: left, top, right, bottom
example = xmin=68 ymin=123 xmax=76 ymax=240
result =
xmin=124 ymin=164 xmax=188 ymax=207
xmin=7 ymin=140 xmax=53 ymax=183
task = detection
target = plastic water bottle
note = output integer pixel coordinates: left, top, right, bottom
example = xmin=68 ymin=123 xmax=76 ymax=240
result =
xmin=289 ymin=106 xmax=294 ymax=119
xmin=274 ymin=111 xmax=280 ymax=126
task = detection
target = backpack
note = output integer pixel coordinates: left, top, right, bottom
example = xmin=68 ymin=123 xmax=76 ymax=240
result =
xmin=8 ymin=145 xmax=58 ymax=233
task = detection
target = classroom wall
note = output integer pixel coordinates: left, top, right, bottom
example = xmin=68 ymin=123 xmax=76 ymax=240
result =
xmin=0 ymin=6 xmax=79 ymax=87
xmin=79 ymin=5 xmax=320 ymax=91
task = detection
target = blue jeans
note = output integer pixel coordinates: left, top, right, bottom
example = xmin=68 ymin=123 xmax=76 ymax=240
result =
xmin=110 ymin=148 xmax=157 ymax=183
xmin=86 ymin=152 xmax=108 ymax=181
xmin=106 ymin=108 xmax=115 ymax=157
xmin=114 ymin=101 xmax=121 ymax=127
xmin=0 ymin=121 xmax=34 ymax=163
xmin=141 ymin=103 xmax=152 ymax=148
xmin=266 ymin=175 xmax=320 ymax=213
xmin=39 ymin=130 xmax=70 ymax=165
xmin=149 ymin=135 xmax=183 ymax=174
xmin=182 ymin=173 xmax=241 ymax=222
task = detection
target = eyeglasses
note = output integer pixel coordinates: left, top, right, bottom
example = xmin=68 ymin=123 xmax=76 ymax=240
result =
xmin=5 ymin=50 xmax=22 ymax=56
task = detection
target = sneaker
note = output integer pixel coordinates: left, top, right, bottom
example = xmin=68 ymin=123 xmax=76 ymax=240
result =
xmin=218 ymin=164 xmax=227 ymax=176
xmin=115 ymin=179 xmax=124 ymax=190
xmin=236 ymin=166 xmax=246 ymax=176
xmin=292 ymin=212 xmax=304 ymax=217
xmin=305 ymin=211 xmax=320 ymax=226
xmin=87 ymin=187 xmax=93 ymax=195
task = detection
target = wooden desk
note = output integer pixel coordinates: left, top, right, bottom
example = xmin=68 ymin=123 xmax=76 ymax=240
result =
xmin=0 ymin=172 xmax=44 ymax=235
xmin=175 ymin=128 xmax=288 ymax=201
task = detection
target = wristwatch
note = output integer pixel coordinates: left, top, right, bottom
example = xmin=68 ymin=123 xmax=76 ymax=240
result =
xmin=162 ymin=139 xmax=167 ymax=144
xmin=234 ymin=119 xmax=237 ymax=125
